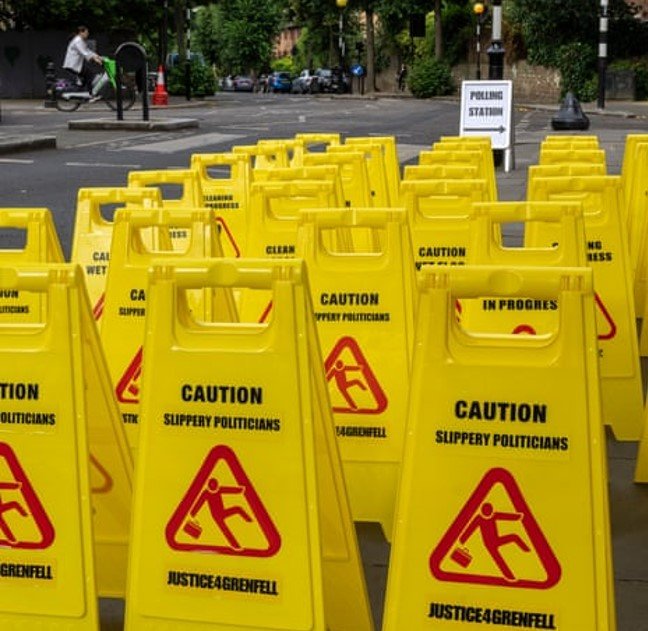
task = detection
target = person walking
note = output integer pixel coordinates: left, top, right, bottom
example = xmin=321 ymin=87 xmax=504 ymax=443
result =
xmin=397 ymin=63 xmax=408 ymax=91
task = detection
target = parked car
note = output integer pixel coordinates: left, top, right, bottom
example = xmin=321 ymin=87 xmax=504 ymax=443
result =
xmin=220 ymin=75 xmax=235 ymax=91
xmin=291 ymin=69 xmax=318 ymax=94
xmin=315 ymin=67 xmax=350 ymax=94
xmin=233 ymin=75 xmax=255 ymax=92
xmin=268 ymin=71 xmax=292 ymax=93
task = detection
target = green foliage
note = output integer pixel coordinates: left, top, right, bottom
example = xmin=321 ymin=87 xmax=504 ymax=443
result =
xmin=271 ymin=56 xmax=296 ymax=74
xmin=167 ymin=58 xmax=216 ymax=97
xmin=195 ymin=5 xmax=225 ymax=68
xmin=441 ymin=2 xmax=472 ymax=66
xmin=555 ymin=42 xmax=597 ymax=101
xmin=408 ymin=56 xmax=454 ymax=98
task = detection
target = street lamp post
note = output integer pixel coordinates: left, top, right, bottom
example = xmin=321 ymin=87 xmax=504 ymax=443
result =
xmin=336 ymin=0 xmax=348 ymax=68
xmin=473 ymin=2 xmax=486 ymax=80
xmin=487 ymin=0 xmax=505 ymax=80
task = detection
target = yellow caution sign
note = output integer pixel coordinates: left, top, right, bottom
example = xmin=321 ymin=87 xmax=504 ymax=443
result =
xmin=329 ymin=143 xmax=390 ymax=206
xmin=71 ymin=187 xmax=162 ymax=322
xmin=434 ymin=138 xmax=495 ymax=187
xmin=529 ymin=164 xmax=606 ymax=180
xmin=297 ymin=208 xmax=416 ymax=538
xmin=258 ymin=138 xmax=305 ymax=167
xmin=127 ymin=169 xmax=203 ymax=209
xmin=0 ymin=208 xmax=64 ymax=323
xmin=527 ymin=175 xmax=643 ymax=441
xmin=419 ymin=149 xmax=497 ymax=201
xmin=253 ymin=165 xmax=345 ymax=206
xmin=403 ymin=164 xmax=480 ymax=181
xmin=620 ymin=141 xmax=648 ymax=315
xmin=295 ymin=132 xmax=341 ymax=151
xmin=0 ymin=263 xmax=133 ymax=625
xmin=238 ymin=180 xmax=339 ymax=322
xmin=346 ymin=136 xmax=401 ymax=207
xmin=383 ymin=265 xmax=614 ymax=631
xmin=190 ymin=152 xmax=250 ymax=258
xmin=543 ymin=135 xmax=599 ymax=147
xmin=100 ymin=209 xmax=237 ymax=456
xmin=232 ymin=143 xmax=289 ymax=169
xmin=401 ymin=179 xmax=492 ymax=270
xmin=460 ymin=202 xmax=586 ymax=335
xmin=538 ymin=148 xmax=607 ymax=169
xmin=303 ymin=150 xmax=373 ymax=207
xmin=125 ymin=259 xmax=374 ymax=631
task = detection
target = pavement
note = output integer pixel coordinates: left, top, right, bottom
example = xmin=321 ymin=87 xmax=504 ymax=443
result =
xmin=1 ymin=94 xmax=647 ymax=630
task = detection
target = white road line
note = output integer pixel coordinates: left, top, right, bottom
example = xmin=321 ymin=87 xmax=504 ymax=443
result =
xmin=0 ymin=158 xmax=35 ymax=164
xmin=119 ymin=132 xmax=245 ymax=153
xmin=65 ymin=161 xmax=142 ymax=168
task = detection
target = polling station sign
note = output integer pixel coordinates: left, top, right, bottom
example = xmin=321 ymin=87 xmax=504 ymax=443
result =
xmin=460 ymin=81 xmax=513 ymax=151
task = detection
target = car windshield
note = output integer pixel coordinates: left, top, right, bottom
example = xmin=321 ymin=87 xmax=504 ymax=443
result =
xmin=318 ymin=69 xmax=332 ymax=77
xmin=277 ymin=72 xmax=291 ymax=79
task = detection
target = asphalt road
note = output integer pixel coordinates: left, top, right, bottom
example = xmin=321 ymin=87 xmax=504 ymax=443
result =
xmin=1 ymin=92 xmax=646 ymax=257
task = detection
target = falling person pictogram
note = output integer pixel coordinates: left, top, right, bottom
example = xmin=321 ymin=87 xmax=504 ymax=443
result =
xmin=183 ymin=477 xmax=253 ymax=552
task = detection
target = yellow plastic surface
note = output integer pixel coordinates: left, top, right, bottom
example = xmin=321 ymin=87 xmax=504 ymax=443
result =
xmin=403 ymin=163 xmax=480 ymax=181
xmin=0 ymin=208 xmax=64 ymax=323
xmin=190 ymin=152 xmax=250 ymax=258
xmin=100 ymin=209 xmax=237 ymax=457
xmin=538 ymin=148 xmax=607 ymax=170
xmin=303 ymin=151 xmax=373 ymax=207
xmin=70 ymin=187 xmax=162 ymax=323
xmin=527 ymin=175 xmax=643 ymax=441
xmin=382 ymin=265 xmax=614 ymax=631
xmin=297 ymin=208 xmax=416 ymax=538
xmin=124 ymin=259 xmax=374 ymax=631
xmin=238 ymin=180 xmax=339 ymax=322
xmin=418 ymin=149 xmax=497 ymax=201
xmin=346 ymin=136 xmax=401 ymax=207
xmin=401 ymin=179 xmax=493 ymax=269
xmin=232 ymin=143 xmax=289 ymax=169
xmin=258 ymin=138 xmax=305 ymax=167
xmin=0 ymin=264 xmax=131 ymax=628
xmin=328 ymin=143 xmax=391 ymax=206
xmin=460 ymin=202 xmax=586 ymax=335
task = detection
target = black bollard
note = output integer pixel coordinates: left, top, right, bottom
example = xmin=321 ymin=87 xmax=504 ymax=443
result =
xmin=44 ymin=61 xmax=56 ymax=108
xmin=551 ymin=92 xmax=590 ymax=131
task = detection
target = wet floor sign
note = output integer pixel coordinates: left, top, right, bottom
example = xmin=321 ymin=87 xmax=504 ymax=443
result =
xmin=100 ymin=209 xmax=237 ymax=457
xmin=124 ymin=259 xmax=373 ymax=631
xmin=70 ymin=187 xmax=162 ymax=322
xmin=526 ymin=175 xmax=643 ymax=441
xmin=297 ymin=208 xmax=416 ymax=538
xmin=0 ymin=264 xmax=133 ymax=626
xmin=382 ymin=266 xmax=614 ymax=631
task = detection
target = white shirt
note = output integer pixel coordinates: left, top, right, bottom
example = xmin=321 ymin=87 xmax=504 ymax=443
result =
xmin=63 ymin=35 xmax=95 ymax=73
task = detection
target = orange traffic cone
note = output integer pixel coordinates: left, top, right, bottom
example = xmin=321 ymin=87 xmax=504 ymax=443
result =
xmin=152 ymin=65 xmax=168 ymax=106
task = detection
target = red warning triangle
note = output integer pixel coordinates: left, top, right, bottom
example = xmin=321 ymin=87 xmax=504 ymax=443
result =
xmin=166 ymin=445 xmax=281 ymax=557
xmin=595 ymin=292 xmax=616 ymax=340
xmin=115 ymin=346 xmax=142 ymax=404
xmin=0 ymin=442 xmax=55 ymax=549
xmin=324 ymin=336 xmax=388 ymax=414
xmin=429 ymin=467 xmax=561 ymax=589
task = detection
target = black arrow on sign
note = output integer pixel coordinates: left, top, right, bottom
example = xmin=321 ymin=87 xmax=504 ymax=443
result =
xmin=464 ymin=126 xmax=506 ymax=133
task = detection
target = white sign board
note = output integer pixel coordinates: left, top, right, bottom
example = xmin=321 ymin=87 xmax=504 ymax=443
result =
xmin=459 ymin=80 xmax=513 ymax=150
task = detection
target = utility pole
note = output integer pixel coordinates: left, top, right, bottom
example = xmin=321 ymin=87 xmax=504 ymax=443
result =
xmin=487 ymin=0 xmax=504 ymax=80
xmin=598 ymin=0 xmax=608 ymax=109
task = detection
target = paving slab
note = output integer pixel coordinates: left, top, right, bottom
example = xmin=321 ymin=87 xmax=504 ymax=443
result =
xmin=0 ymin=134 xmax=56 ymax=154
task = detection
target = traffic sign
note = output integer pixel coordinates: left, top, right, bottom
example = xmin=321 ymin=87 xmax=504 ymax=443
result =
xmin=460 ymin=80 xmax=513 ymax=151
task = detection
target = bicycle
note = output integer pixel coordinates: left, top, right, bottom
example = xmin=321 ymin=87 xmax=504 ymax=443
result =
xmin=55 ymin=57 xmax=137 ymax=112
